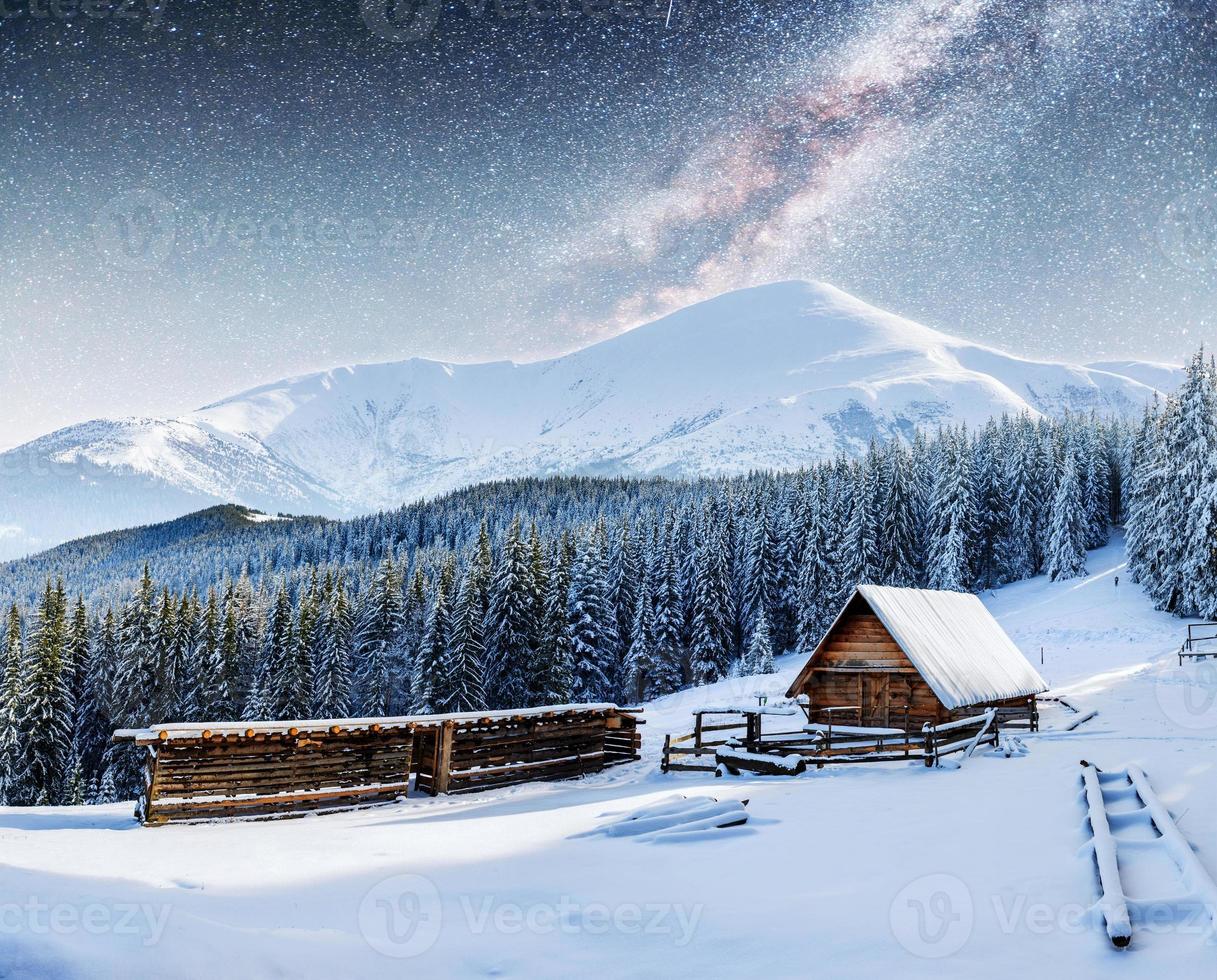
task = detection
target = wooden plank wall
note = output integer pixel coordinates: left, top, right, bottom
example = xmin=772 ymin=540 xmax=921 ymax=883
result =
xmin=426 ymin=708 xmax=642 ymax=797
xmin=127 ymin=707 xmax=643 ymax=824
xmin=140 ymin=726 xmax=415 ymax=825
xmin=806 ymin=601 xmax=949 ymax=728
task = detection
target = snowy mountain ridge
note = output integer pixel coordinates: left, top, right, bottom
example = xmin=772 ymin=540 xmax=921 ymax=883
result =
xmin=0 ymin=281 xmax=1180 ymax=559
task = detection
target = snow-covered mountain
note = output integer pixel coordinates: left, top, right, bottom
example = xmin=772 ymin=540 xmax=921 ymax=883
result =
xmin=0 ymin=281 xmax=1180 ymax=559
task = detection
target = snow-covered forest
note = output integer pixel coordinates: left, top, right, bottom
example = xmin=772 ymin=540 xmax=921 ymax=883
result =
xmin=2 ymin=349 xmax=1215 ymax=808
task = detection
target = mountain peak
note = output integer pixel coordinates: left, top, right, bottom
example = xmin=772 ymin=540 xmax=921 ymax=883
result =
xmin=0 ymin=283 xmax=1181 ymax=559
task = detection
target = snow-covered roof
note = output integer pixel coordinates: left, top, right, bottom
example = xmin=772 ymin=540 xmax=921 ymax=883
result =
xmin=787 ymin=585 xmax=1047 ymax=709
xmin=113 ymin=703 xmax=627 ymax=743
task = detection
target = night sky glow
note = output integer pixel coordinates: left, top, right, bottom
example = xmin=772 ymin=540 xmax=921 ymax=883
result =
xmin=0 ymin=0 xmax=1214 ymax=447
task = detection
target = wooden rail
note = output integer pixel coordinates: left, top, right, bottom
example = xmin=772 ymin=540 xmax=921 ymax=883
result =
xmin=1179 ymin=622 xmax=1217 ymax=665
xmin=922 ymin=709 xmax=998 ymax=767
xmin=113 ymin=704 xmax=642 ymax=824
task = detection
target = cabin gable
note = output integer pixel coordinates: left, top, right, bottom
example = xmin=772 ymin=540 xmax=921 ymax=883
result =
xmin=793 ymin=595 xmax=949 ymax=728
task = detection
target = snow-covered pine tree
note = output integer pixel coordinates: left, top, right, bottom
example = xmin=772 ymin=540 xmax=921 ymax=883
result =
xmin=17 ymin=580 xmax=72 ymax=804
xmin=567 ymin=523 xmax=618 ymax=703
xmin=530 ymin=536 xmax=574 ymax=706
xmin=411 ymin=564 xmax=452 ymax=714
xmin=73 ymin=607 xmax=116 ymax=793
xmin=742 ymin=606 xmax=775 ymax=676
xmin=647 ymin=539 xmax=684 ymax=697
xmin=689 ymin=511 xmax=733 ymax=685
xmin=926 ymin=428 xmax=976 ymax=592
xmin=312 ymin=578 xmax=354 ymax=718
xmin=1175 ymin=352 xmax=1217 ymax=616
xmin=353 ymin=554 xmax=406 ymax=716
xmin=0 ymin=605 xmax=24 ymax=805
xmin=258 ymin=583 xmax=299 ymax=720
xmin=878 ymin=445 xmax=920 ymax=587
xmin=484 ymin=517 xmax=537 ymax=709
xmin=1045 ymin=448 xmax=1088 ymax=581
xmin=624 ymin=575 xmax=654 ymax=702
xmin=995 ymin=417 xmax=1038 ymax=584
xmin=443 ymin=570 xmax=489 ymax=713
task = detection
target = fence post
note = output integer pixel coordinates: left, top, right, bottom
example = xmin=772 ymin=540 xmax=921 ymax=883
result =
xmin=662 ymin=734 xmax=671 ymax=774
xmin=923 ymin=723 xmax=934 ymax=768
xmin=433 ymin=720 xmax=455 ymax=796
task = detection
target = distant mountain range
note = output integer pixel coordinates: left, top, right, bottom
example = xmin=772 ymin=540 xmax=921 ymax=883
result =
xmin=0 ymin=281 xmax=1180 ymax=560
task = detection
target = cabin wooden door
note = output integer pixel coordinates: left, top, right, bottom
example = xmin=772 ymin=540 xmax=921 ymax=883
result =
xmin=860 ymin=674 xmax=890 ymax=728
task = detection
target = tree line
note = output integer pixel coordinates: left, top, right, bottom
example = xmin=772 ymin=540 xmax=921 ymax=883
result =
xmin=0 ymin=401 xmax=1142 ymax=805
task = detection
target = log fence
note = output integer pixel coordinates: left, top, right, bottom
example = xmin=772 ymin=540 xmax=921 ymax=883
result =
xmin=113 ymin=704 xmax=642 ymax=825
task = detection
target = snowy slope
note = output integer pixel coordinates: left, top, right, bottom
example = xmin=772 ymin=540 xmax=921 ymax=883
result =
xmin=0 ymin=282 xmax=1180 ymax=558
xmin=3 ymin=536 xmax=1216 ymax=979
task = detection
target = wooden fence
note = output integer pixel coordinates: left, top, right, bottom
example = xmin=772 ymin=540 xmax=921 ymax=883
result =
xmin=1179 ymin=622 xmax=1217 ymax=665
xmin=662 ymin=704 xmax=1006 ymax=773
xmin=113 ymin=704 xmax=642 ymax=825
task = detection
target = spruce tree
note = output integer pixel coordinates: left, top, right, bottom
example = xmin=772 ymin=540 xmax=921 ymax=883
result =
xmin=1046 ymin=452 xmax=1088 ymax=581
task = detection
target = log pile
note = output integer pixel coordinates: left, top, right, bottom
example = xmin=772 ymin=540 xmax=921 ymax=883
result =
xmin=113 ymin=705 xmax=643 ymax=824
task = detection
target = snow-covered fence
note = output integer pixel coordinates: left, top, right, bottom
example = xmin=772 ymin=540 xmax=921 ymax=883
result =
xmin=116 ymin=723 xmax=418 ymax=824
xmin=414 ymin=707 xmax=642 ymax=796
xmin=113 ymin=704 xmax=643 ymax=823
xmin=1179 ymin=622 xmax=1217 ymax=665
xmin=922 ymin=709 xmax=998 ymax=767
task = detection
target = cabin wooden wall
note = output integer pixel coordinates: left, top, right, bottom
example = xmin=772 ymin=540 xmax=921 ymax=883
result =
xmin=800 ymin=597 xmax=949 ymax=728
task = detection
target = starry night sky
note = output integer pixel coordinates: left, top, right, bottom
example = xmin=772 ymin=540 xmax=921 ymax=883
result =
xmin=0 ymin=0 xmax=1215 ymax=447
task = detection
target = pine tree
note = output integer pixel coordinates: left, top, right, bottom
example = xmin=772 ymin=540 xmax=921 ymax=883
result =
xmin=443 ymin=571 xmax=489 ymax=713
xmin=926 ymin=430 xmax=975 ymax=592
xmin=484 ymin=518 xmax=537 ymax=709
xmin=530 ymin=538 xmax=574 ymax=705
xmin=17 ymin=581 xmax=73 ymax=804
xmin=742 ymin=606 xmax=775 ymax=676
xmin=1046 ymin=451 xmax=1088 ymax=581
xmin=74 ymin=607 xmax=116 ymax=790
xmin=0 ymin=605 xmax=24 ymax=805
xmin=689 ymin=511 xmax=733 ymax=685
xmin=567 ymin=524 xmax=618 ymax=703
xmin=354 ymin=554 xmax=406 ymax=716
xmin=411 ymin=569 xmax=452 ymax=714
xmin=313 ymin=579 xmax=354 ymax=718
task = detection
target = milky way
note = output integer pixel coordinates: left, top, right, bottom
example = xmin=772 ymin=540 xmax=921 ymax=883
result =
xmin=0 ymin=0 xmax=1214 ymax=447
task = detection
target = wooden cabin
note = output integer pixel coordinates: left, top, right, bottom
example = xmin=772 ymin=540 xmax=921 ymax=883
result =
xmin=786 ymin=585 xmax=1048 ymax=730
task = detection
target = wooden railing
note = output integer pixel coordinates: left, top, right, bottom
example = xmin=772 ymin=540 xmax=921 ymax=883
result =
xmin=922 ymin=709 xmax=998 ymax=767
xmin=1179 ymin=623 xmax=1217 ymax=665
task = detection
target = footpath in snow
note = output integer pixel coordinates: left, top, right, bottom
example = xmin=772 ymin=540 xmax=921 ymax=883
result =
xmin=2 ymin=536 xmax=1216 ymax=979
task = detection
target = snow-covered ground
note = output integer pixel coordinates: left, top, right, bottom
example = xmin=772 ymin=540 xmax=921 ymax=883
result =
xmin=3 ymin=536 xmax=1216 ymax=979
